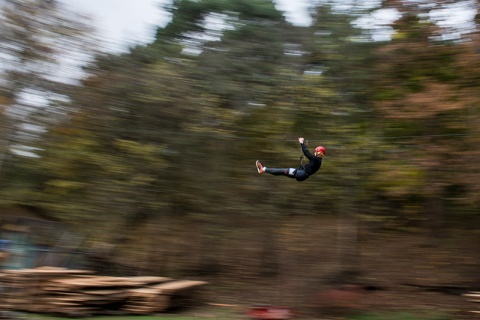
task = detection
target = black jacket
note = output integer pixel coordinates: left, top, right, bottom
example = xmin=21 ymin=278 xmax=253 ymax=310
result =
xmin=301 ymin=143 xmax=322 ymax=175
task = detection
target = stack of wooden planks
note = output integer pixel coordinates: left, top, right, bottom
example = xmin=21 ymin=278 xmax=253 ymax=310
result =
xmin=0 ymin=267 xmax=95 ymax=315
xmin=463 ymin=291 xmax=480 ymax=316
xmin=0 ymin=267 xmax=207 ymax=317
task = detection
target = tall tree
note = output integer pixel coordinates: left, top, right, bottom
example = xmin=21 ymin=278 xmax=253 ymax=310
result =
xmin=0 ymin=0 xmax=96 ymax=188
xmin=371 ymin=0 xmax=479 ymax=232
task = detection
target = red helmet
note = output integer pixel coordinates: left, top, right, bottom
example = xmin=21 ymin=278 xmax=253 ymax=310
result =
xmin=315 ymin=146 xmax=326 ymax=156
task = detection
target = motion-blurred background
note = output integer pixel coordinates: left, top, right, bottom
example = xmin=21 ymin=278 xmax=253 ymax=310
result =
xmin=1 ymin=0 xmax=480 ymax=318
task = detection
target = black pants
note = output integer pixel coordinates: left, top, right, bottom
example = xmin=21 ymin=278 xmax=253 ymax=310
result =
xmin=265 ymin=167 xmax=309 ymax=182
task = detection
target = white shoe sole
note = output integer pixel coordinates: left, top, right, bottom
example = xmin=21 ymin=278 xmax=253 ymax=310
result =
xmin=256 ymin=160 xmax=262 ymax=173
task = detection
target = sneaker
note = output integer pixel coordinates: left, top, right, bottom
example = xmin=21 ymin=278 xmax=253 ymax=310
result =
xmin=256 ymin=160 xmax=265 ymax=174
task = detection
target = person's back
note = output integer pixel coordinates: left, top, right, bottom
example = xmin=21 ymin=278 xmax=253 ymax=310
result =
xmin=301 ymin=144 xmax=323 ymax=175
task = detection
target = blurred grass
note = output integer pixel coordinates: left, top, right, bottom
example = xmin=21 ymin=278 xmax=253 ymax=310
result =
xmin=25 ymin=307 xmax=244 ymax=320
xmin=27 ymin=315 xmax=237 ymax=320
xmin=25 ymin=311 xmax=450 ymax=320
xmin=29 ymin=317 xmax=183 ymax=320
xmin=351 ymin=312 xmax=450 ymax=320
xmin=29 ymin=317 xmax=212 ymax=320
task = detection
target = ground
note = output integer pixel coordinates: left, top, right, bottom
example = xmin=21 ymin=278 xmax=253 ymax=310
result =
xmin=196 ymin=216 xmax=480 ymax=320
xmin=4 ymin=216 xmax=479 ymax=320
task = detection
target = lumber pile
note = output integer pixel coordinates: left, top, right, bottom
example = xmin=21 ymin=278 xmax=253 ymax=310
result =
xmin=0 ymin=267 xmax=207 ymax=317
xmin=463 ymin=291 xmax=480 ymax=315
xmin=0 ymin=266 xmax=94 ymax=315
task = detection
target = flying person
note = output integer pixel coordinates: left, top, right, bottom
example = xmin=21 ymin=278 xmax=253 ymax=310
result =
xmin=256 ymin=137 xmax=325 ymax=182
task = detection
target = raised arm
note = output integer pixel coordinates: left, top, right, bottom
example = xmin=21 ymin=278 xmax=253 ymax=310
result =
xmin=299 ymin=137 xmax=316 ymax=160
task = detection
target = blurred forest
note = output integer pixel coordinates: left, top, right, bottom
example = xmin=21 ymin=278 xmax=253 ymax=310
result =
xmin=1 ymin=0 xmax=480 ymax=316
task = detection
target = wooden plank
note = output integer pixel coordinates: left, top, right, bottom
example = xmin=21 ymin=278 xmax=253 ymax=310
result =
xmin=49 ymin=276 xmax=144 ymax=287
xmin=128 ymin=287 xmax=163 ymax=296
xmin=152 ymin=280 xmax=208 ymax=294
xmin=464 ymin=293 xmax=480 ymax=298
xmin=463 ymin=292 xmax=480 ymax=304
xmin=83 ymin=289 xmax=125 ymax=296
xmin=122 ymin=276 xmax=172 ymax=284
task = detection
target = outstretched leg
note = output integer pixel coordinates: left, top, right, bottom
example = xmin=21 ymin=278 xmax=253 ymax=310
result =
xmin=265 ymin=168 xmax=296 ymax=177
xmin=256 ymin=161 xmax=296 ymax=178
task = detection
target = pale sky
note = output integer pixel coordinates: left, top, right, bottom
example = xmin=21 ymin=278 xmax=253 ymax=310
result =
xmin=59 ymin=0 xmax=314 ymax=52
xmin=59 ymin=0 xmax=476 ymax=53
